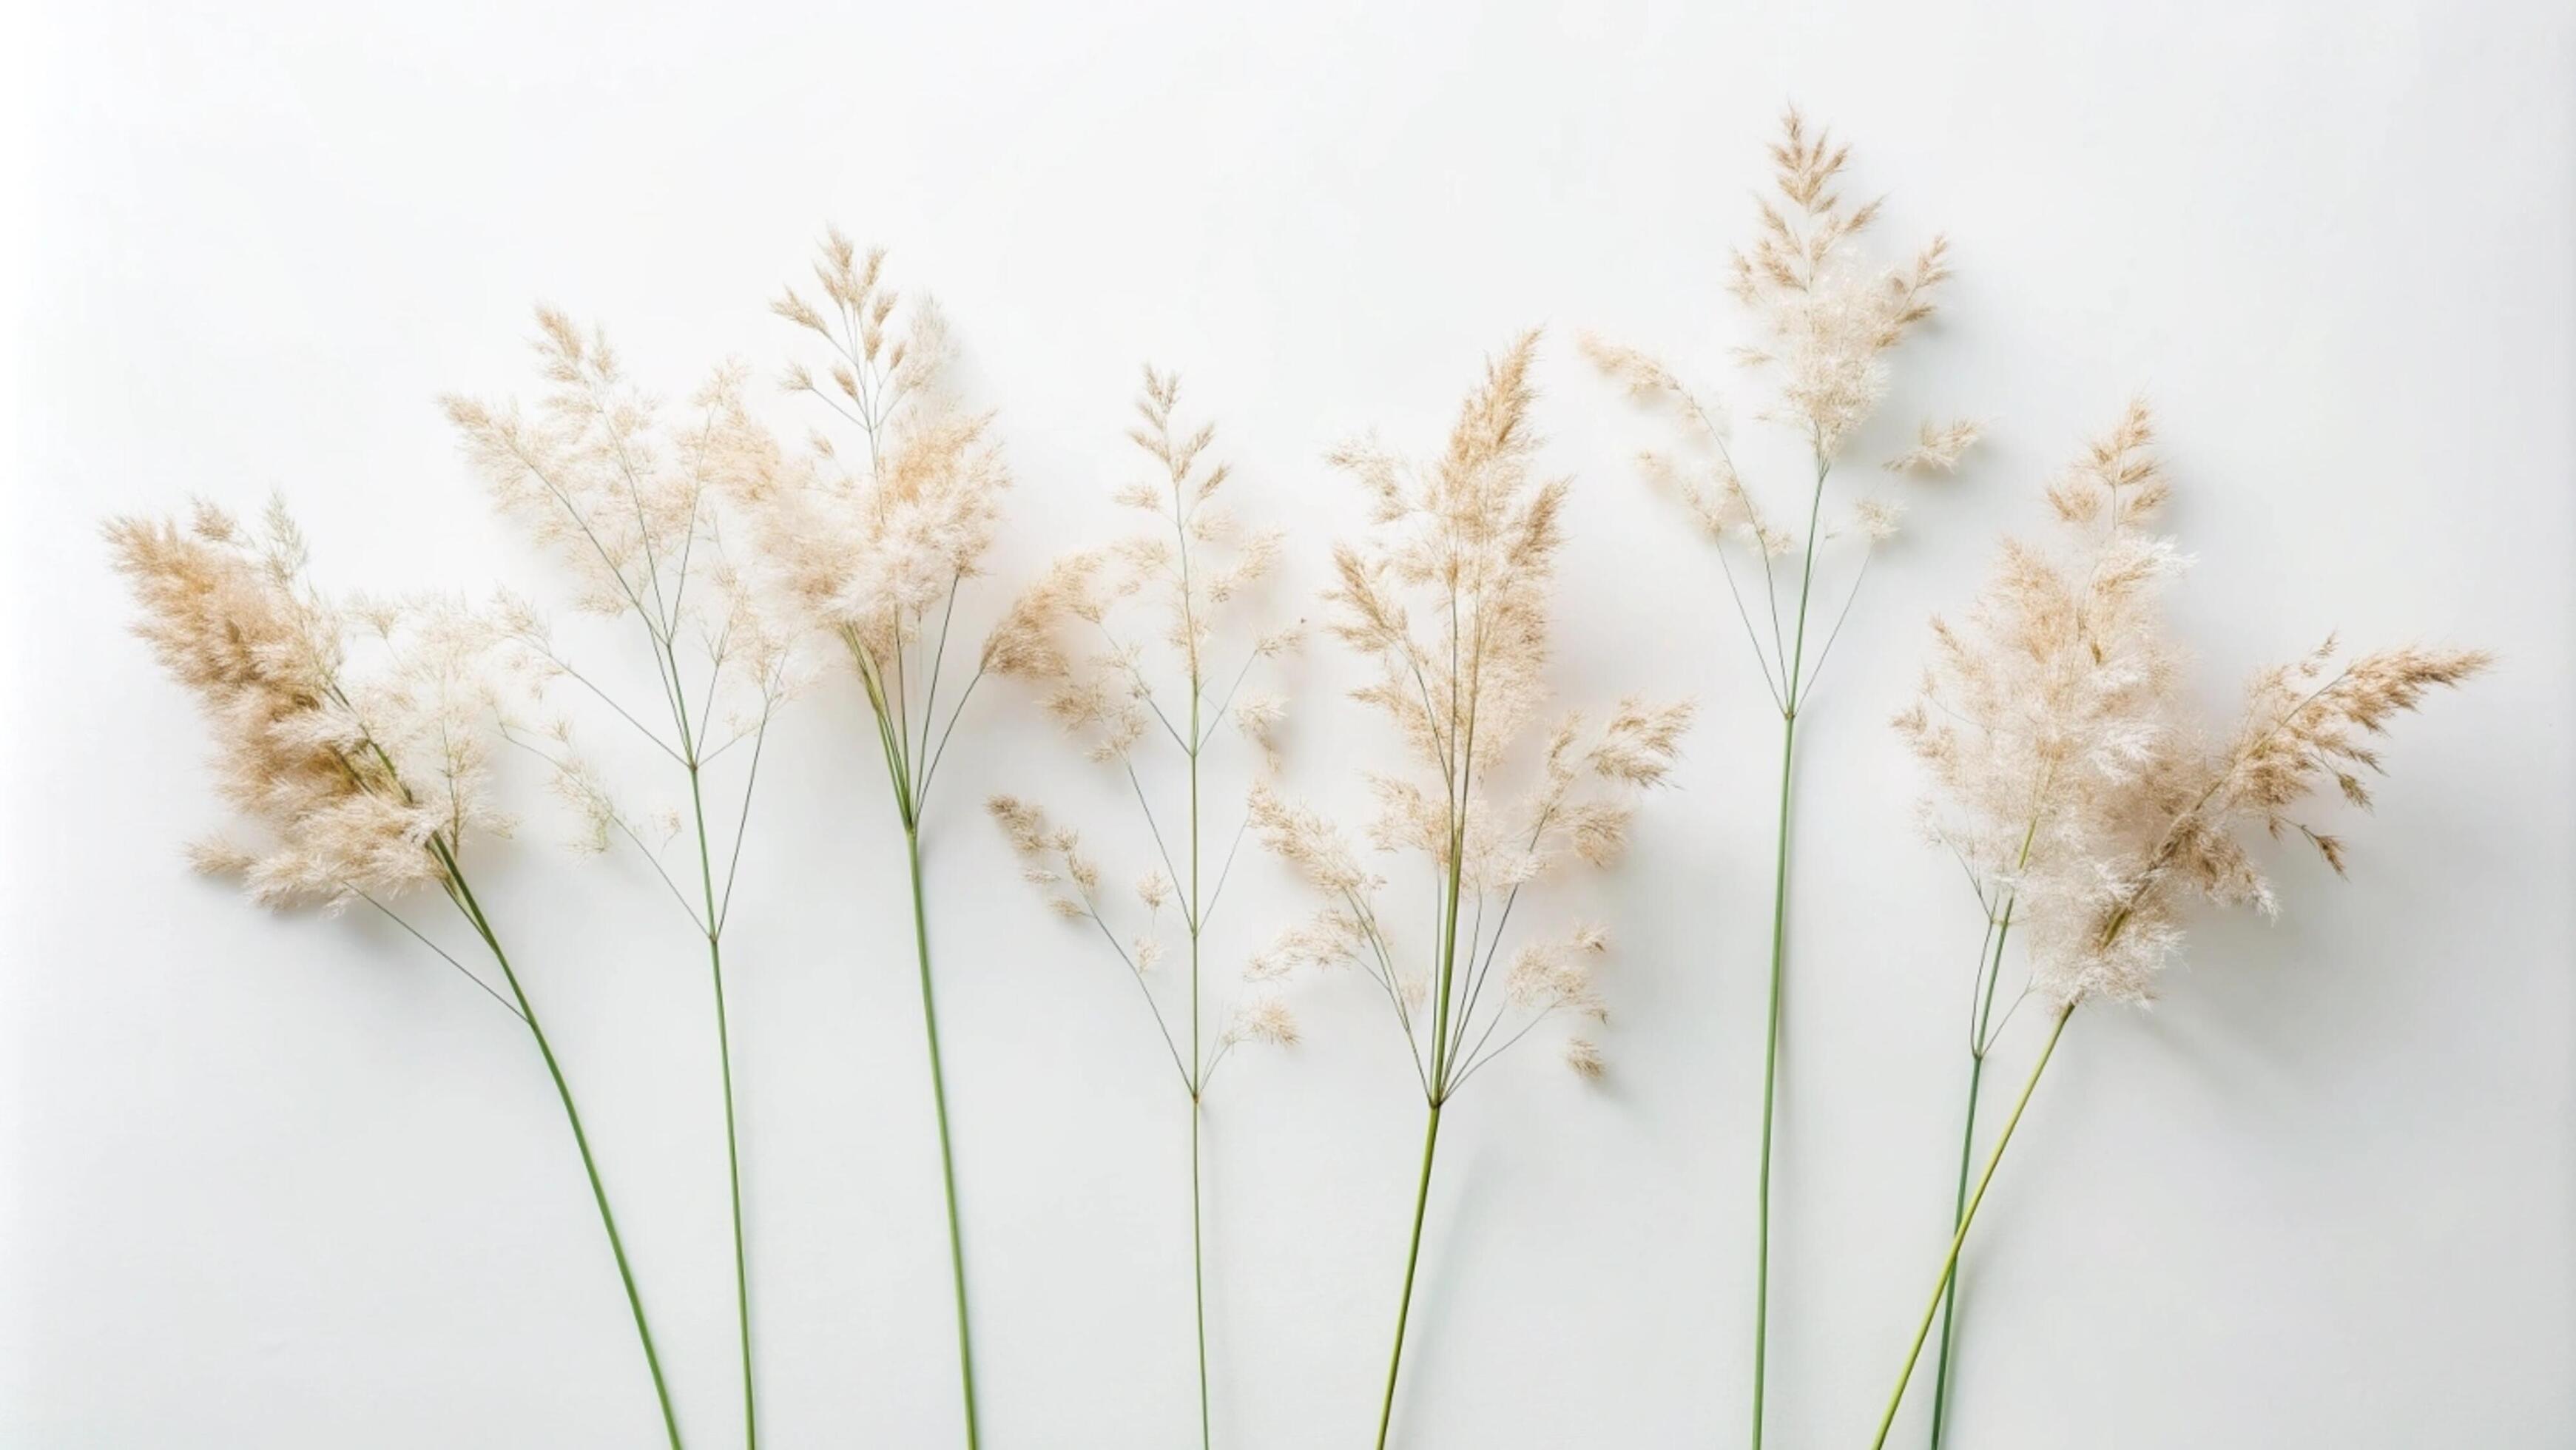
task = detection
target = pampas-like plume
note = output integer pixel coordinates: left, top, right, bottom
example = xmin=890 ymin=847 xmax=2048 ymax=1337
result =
xmin=1869 ymin=404 xmax=2488 ymax=1449
xmin=725 ymin=230 xmax=1017 ymax=1446
xmin=1585 ymin=109 xmax=1972 ymax=1446
xmin=1251 ymin=332 xmax=1689 ymax=1447
xmin=446 ymin=312 xmax=801 ymax=1447
xmin=107 ymin=500 xmax=508 ymax=911
xmin=985 ymin=368 xmax=1300 ymax=1449
xmin=106 ymin=500 xmax=687 ymax=1446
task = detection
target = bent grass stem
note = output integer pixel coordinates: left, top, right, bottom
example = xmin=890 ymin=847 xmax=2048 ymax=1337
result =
xmin=1375 ymin=1102 xmax=1444 ymax=1450
xmin=1926 ymin=903 xmax=2015 ymax=1449
xmin=1871 ymin=1003 xmax=2074 ymax=1450
xmin=906 ymin=823 xmax=982 ymax=1448
xmin=435 ymin=838 xmax=684 ymax=1449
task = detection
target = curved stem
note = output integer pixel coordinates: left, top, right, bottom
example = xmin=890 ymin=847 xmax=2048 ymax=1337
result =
xmin=1374 ymin=1102 xmax=1444 ymax=1450
xmin=438 ymin=842 xmax=683 ymax=1449
xmin=1927 ymin=911 xmax=2014 ymax=1449
xmin=1871 ymin=1004 xmax=2075 ymax=1450
xmin=907 ymin=823 xmax=981 ymax=1448
xmin=1749 ymin=707 xmax=1796 ymax=1450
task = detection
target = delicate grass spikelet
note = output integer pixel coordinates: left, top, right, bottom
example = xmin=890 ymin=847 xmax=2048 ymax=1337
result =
xmin=1872 ymin=402 xmax=2488 ymax=1449
xmin=107 ymin=494 xmax=687 ymax=1442
xmin=1896 ymin=401 xmax=2188 ymax=957
xmin=1260 ymin=332 xmax=1687 ymax=1087
xmin=984 ymin=368 xmax=1301 ymax=1448
xmin=106 ymin=499 xmax=508 ymax=911
xmin=2031 ymin=635 xmax=2489 ymax=1007
xmin=1253 ymin=332 xmax=1687 ymax=1447
xmin=729 ymin=234 xmax=1012 ymax=705
xmin=1583 ymin=114 xmax=1975 ymax=1449
xmin=724 ymin=231 xmax=1031 ymax=1446
xmin=1901 ymin=399 xmax=2491 ymax=1008
xmin=446 ymin=310 xmax=804 ymax=1447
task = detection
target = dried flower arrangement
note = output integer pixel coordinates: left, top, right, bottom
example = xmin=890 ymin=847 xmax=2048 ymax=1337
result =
xmin=1249 ymin=332 xmax=1690 ymax=1446
xmin=96 ymin=114 xmax=2501 ymax=1450
xmin=1585 ymin=107 xmax=1976 ymax=1446
xmin=104 ymin=502 xmax=688 ymax=1446
xmin=721 ymin=231 xmax=1038 ymax=1447
xmin=445 ymin=314 xmax=798 ymax=1447
xmin=985 ymin=367 xmax=1302 ymax=1448
xmin=1872 ymin=403 xmax=2487 ymax=1447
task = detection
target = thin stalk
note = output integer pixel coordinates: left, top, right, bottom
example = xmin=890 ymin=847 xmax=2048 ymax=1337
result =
xmin=1748 ymin=454 xmax=1830 ymax=1450
xmin=1870 ymin=1003 xmax=2075 ymax=1450
xmin=689 ymin=766 xmax=758 ymax=1449
xmin=436 ymin=839 xmax=683 ymax=1449
xmin=1749 ymin=707 xmax=1796 ymax=1449
xmin=1926 ymin=908 xmax=2014 ymax=1449
xmin=1373 ymin=1102 xmax=1444 ymax=1450
xmin=1190 ymin=1098 xmax=1212 ymax=1450
xmin=906 ymin=822 xmax=982 ymax=1449
xmin=1375 ymin=644 xmax=1474 ymax=1446
xmin=1187 ymin=667 xmax=1213 ymax=1450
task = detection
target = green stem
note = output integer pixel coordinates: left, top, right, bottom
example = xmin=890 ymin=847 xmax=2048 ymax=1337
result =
xmin=1374 ymin=1102 xmax=1444 ymax=1450
xmin=1749 ymin=707 xmax=1796 ymax=1450
xmin=438 ymin=840 xmax=683 ymax=1449
xmin=1926 ymin=1059 xmax=1983 ymax=1446
xmin=1927 ymin=911 xmax=2013 ymax=1449
xmin=689 ymin=768 xmax=758 ymax=1450
xmin=1750 ymin=453 xmax=1830 ymax=1450
xmin=1191 ymin=1096 xmax=1212 ymax=1450
xmin=712 ymin=942 xmax=755 ymax=1449
xmin=906 ymin=823 xmax=981 ymax=1449
xmin=1871 ymin=1004 xmax=2075 ymax=1450
xmin=1188 ymin=664 xmax=1213 ymax=1450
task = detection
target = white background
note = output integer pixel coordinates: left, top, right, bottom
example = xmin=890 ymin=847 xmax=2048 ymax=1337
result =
xmin=5 ymin=1 xmax=2571 ymax=1446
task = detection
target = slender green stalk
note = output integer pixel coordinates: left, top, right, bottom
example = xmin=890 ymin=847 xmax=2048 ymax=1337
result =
xmin=1372 ymin=590 xmax=1481 ymax=1448
xmin=688 ymin=766 xmax=758 ymax=1449
xmin=1749 ymin=707 xmax=1796 ymax=1448
xmin=1374 ymin=1102 xmax=1445 ymax=1450
xmin=1926 ymin=908 xmax=2013 ymax=1449
xmin=1190 ymin=1098 xmax=1211 ymax=1450
xmin=1749 ymin=453 xmax=1830 ymax=1450
xmin=906 ymin=822 xmax=982 ymax=1449
xmin=1187 ymin=669 xmax=1213 ymax=1450
xmin=1871 ymin=1003 xmax=2075 ymax=1450
xmin=435 ymin=838 xmax=684 ymax=1450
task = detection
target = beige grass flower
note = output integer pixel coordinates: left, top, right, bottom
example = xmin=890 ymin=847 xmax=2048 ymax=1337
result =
xmin=445 ymin=308 xmax=805 ymax=1444
xmin=1872 ymin=402 xmax=2488 ymax=1449
xmin=1584 ymin=112 xmax=1973 ymax=1447
xmin=1252 ymin=331 xmax=1687 ymax=1448
xmin=984 ymin=369 xmax=1301 ymax=1447
xmin=722 ymin=230 xmax=1022 ymax=1444
xmin=1261 ymin=333 xmax=1689 ymax=1092
xmin=106 ymin=499 xmax=507 ymax=911
xmin=108 ymin=496 xmax=687 ymax=1443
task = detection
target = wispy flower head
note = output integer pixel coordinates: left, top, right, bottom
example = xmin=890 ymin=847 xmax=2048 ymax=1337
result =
xmin=987 ymin=368 xmax=1302 ymax=1093
xmin=1902 ymin=402 xmax=2489 ymax=1006
xmin=1729 ymin=108 xmax=1952 ymax=459
xmin=107 ymin=500 xmax=507 ymax=909
xmin=1587 ymin=109 xmax=1975 ymax=568
xmin=989 ymin=367 xmax=1296 ymax=763
xmin=727 ymin=235 xmax=1012 ymax=678
xmin=1897 ymin=402 xmax=2188 ymax=909
xmin=1257 ymin=334 xmax=1688 ymax=1090
xmin=445 ymin=313 xmax=802 ymax=848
